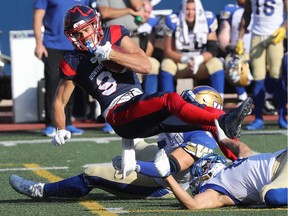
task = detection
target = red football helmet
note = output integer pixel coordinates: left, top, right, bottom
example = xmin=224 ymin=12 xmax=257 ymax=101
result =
xmin=64 ymin=5 xmax=103 ymax=52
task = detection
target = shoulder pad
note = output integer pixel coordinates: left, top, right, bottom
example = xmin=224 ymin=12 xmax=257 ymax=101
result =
xmin=220 ymin=4 xmax=239 ymax=20
xmin=205 ymin=11 xmax=218 ymax=32
xmin=165 ymin=13 xmax=178 ymax=31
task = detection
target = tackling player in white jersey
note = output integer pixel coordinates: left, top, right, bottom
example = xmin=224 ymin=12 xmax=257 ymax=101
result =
xmin=156 ymin=148 xmax=287 ymax=208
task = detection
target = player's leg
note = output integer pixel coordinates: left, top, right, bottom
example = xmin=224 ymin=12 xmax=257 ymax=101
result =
xmin=246 ymin=35 xmax=267 ymax=130
xmin=260 ymin=150 xmax=288 ymax=206
xmin=9 ymin=174 xmax=91 ymax=199
xmin=205 ymin=58 xmax=225 ymax=99
xmin=158 ymin=58 xmax=178 ymax=92
xmin=106 ymin=92 xmax=252 ymax=139
xmin=84 ymin=165 xmax=171 ymax=198
xmin=267 ymin=42 xmax=287 ymax=129
xmin=142 ymin=57 xmax=160 ymax=94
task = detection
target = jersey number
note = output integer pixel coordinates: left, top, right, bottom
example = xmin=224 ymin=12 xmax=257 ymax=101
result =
xmin=256 ymin=0 xmax=276 ymax=16
xmin=96 ymin=71 xmax=117 ymax=96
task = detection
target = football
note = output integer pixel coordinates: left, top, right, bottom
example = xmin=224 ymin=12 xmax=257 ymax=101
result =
xmin=102 ymin=45 xmax=127 ymax=73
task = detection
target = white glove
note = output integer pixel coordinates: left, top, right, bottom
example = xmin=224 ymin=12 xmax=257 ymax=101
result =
xmin=191 ymin=55 xmax=204 ymax=74
xmin=214 ymin=119 xmax=228 ymax=142
xmin=154 ymin=148 xmax=171 ymax=178
xmin=51 ymin=129 xmax=71 ymax=146
xmin=91 ymin=41 xmax=112 ymax=64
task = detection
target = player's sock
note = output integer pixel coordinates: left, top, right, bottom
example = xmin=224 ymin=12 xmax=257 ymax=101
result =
xmin=158 ymin=70 xmax=175 ymax=92
xmin=210 ymin=70 xmax=225 ymax=98
xmin=265 ymin=188 xmax=288 ymax=206
xmin=142 ymin=74 xmax=158 ymax=94
xmin=44 ymin=174 xmax=91 ymax=198
xmin=136 ymin=158 xmax=178 ymax=178
xmin=253 ymin=80 xmax=265 ymax=119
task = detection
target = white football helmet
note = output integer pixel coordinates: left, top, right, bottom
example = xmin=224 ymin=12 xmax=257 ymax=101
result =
xmin=181 ymin=85 xmax=223 ymax=110
xmin=225 ymin=53 xmax=253 ymax=87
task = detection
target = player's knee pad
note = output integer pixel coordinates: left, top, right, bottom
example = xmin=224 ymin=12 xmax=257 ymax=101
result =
xmin=161 ymin=58 xmax=177 ymax=75
xmin=148 ymin=57 xmax=160 ymax=75
xmin=205 ymin=57 xmax=224 ymax=75
xmin=264 ymin=188 xmax=288 ymax=206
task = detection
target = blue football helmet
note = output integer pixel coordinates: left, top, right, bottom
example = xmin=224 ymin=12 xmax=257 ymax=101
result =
xmin=64 ymin=5 xmax=103 ymax=52
xmin=190 ymin=153 xmax=227 ymax=194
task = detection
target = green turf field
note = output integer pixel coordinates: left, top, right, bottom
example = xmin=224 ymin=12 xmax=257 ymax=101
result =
xmin=0 ymin=122 xmax=287 ymax=216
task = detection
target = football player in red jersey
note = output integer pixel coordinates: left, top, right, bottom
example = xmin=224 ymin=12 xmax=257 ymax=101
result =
xmin=51 ymin=4 xmax=252 ymax=175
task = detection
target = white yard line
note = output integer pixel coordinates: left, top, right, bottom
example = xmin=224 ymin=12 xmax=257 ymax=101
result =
xmin=0 ymin=166 xmax=68 ymax=172
xmin=0 ymin=136 xmax=157 ymax=146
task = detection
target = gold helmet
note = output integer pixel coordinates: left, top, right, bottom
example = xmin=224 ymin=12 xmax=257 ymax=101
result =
xmin=225 ymin=53 xmax=253 ymax=87
xmin=181 ymin=85 xmax=223 ymax=110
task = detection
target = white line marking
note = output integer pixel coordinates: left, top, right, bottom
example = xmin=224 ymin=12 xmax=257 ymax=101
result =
xmin=0 ymin=130 xmax=286 ymax=147
xmin=0 ymin=136 xmax=157 ymax=146
xmin=0 ymin=166 xmax=68 ymax=172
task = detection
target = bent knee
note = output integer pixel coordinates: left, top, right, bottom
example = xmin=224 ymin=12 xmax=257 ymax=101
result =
xmin=206 ymin=57 xmax=224 ymax=74
xmin=161 ymin=58 xmax=177 ymax=75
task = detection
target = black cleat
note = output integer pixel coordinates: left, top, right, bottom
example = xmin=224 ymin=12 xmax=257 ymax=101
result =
xmin=219 ymin=97 xmax=253 ymax=138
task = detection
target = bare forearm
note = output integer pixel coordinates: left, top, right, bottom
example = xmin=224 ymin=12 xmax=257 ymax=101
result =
xmin=220 ymin=139 xmax=253 ymax=158
xmin=164 ymin=175 xmax=198 ymax=209
xmin=109 ymin=49 xmax=151 ymax=74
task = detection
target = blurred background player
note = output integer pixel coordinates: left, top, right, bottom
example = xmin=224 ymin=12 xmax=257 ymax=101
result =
xmin=158 ymin=0 xmax=225 ymax=99
xmin=236 ymin=0 xmax=288 ymax=130
xmin=33 ymin=0 xmax=91 ymax=137
xmin=155 ymin=148 xmax=287 ymax=209
xmin=218 ymin=0 xmax=252 ymax=105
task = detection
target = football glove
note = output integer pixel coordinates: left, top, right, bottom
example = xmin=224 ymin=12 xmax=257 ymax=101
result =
xmin=214 ymin=119 xmax=228 ymax=142
xmin=91 ymin=41 xmax=112 ymax=64
xmin=51 ymin=129 xmax=71 ymax=146
xmin=154 ymin=148 xmax=171 ymax=178
xmin=272 ymin=27 xmax=286 ymax=44
xmin=235 ymin=39 xmax=244 ymax=55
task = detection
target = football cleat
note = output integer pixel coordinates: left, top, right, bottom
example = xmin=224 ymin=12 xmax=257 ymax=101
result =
xmin=246 ymin=119 xmax=264 ymax=130
xmin=101 ymin=123 xmax=115 ymax=134
xmin=66 ymin=125 xmax=84 ymax=135
xmin=9 ymin=174 xmax=45 ymax=199
xmin=42 ymin=126 xmax=56 ymax=137
xmin=278 ymin=118 xmax=288 ymax=129
xmin=218 ymin=97 xmax=253 ymax=138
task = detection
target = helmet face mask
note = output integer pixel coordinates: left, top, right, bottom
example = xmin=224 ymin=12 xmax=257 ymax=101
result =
xmin=225 ymin=53 xmax=253 ymax=87
xmin=190 ymin=153 xmax=227 ymax=195
xmin=64 ymin=5 xmax=103 ymax=52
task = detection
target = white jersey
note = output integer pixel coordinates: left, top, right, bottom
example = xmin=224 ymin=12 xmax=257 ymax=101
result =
xmin=251 ymin=0 xmax=284 ymax=35
xmin=201 ymin=149 xmax=286 ymax=205
xmin=155 ymin=131 xmax=218 ymax=191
